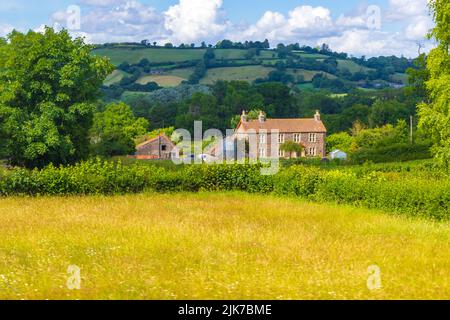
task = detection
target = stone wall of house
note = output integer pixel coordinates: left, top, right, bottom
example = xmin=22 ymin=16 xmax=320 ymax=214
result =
xmin=135 ymin=136 xmax=174 ymax=160
xmin=252 ymin=132 xmax=326 ymax=158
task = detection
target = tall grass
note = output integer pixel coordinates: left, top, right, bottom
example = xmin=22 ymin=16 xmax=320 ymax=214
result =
xmin=1 ymin=159 xmax=448 ymax=220
xmin=1 ymin=192 xmax=450 ymax=299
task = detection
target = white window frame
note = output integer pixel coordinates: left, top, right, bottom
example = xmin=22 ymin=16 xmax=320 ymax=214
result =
xmin=308 ymin=147 xmax=316 ymax=156
xmin=278 ymin=149 xmax=285 ymax=158
xmin=278 ymin=133 xmax=285 ymax=144
xmin=309 ymin=133 xmax=317 ymax=143
xmin=294 ymin=133 xmax=301 ymax=143
xmin=259 ymin=147 xmax=266 ymax=158
xmin=259 ymin=133 xmax=267 ymax=144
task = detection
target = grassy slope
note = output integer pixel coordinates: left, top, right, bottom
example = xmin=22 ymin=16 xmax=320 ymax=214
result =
xmin=286 ymin=68 xmax=337 ymax=81
xmin=337 ymin=59 xmax=375 ymax=74
xmin=133 ymin=68 xmax=195 ymax=87
xmin=200 ymin=66 xmax=275 ymax=84
xmin=94 ymin=47 xmax=407 ymax=88
xmin=136 ymin=75 xmax=186 ymax=87
xmin=104 ymin=70 xmax=130 ymax=86
xmin=1 ymin=192 xmax=449 ymax=300
xmin=93 ymin=48 xmax=206 ymax=65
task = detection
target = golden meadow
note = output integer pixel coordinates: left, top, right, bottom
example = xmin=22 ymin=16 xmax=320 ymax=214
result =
xmin=0 ymin=159 xmax=449 ymax=299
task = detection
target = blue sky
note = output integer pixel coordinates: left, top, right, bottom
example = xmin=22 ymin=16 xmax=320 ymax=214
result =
xmin=0 ymin=0 xmax=434 ymax=57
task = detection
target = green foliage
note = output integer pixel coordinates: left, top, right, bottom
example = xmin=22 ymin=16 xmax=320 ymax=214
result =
xmin=326 ymin=132 xmax=354 ymax=153
xmin=135 ymin=127 xmax=176 ymax=145
xmin=406 ymin=54 xmax=430 ymax=101
xmin=369 ymin=99 xmax=410 ymax=127
xmin=280 ymin=141 xmax=303 ymax=158
xmin=1 ymin=161 xmax=448 ymax=220
xmin=0 ymin=27 xmax=113 ymax=168
xmin=417 ymin=0 xmax=450 ymax=168
xmin=327 ymin=120 xmax=431 ymax=163
xmin=350 ymin=142 xmax=432 ymax=164
xmin=90 ymin=102 xmax=149 ymax=156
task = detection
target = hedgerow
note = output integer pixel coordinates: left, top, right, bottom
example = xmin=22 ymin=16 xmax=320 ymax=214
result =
xmin=0 ymin=159 xmax=449 ymax=220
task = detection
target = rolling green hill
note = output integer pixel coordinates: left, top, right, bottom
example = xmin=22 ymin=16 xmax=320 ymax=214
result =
xmin=93 ymin=47 xmax=206 ymax=65
xmin=93 ymin=45 xmax=410 ymax=92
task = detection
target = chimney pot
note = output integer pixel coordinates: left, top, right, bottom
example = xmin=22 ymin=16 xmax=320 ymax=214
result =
xmin=241 ymin=110 xmax=247 ymax=122
xmin=314 ymin=110 xmax=321 ymax=121
xmin=259 ymin=111 xmax=266 ymax=123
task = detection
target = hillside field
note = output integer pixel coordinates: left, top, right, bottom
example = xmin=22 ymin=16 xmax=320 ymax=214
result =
xmin=200 ymin=66 xmax=275 ymax=84
xmin=104 ymin=70 xmax=130 ymax=86
xmin=93 ymin=47 xmax=206 ymax=65
xmin=93 ymin=46 xmax=410 ymax=90
xmin=1 ymin=192 xmax=449 ymax=300
xmin=136 ymin=75 xmax=186 ymax=87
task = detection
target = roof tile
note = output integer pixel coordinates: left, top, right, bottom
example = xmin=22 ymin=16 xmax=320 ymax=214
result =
xmin=238 ymin=119 xmax=327 ymax=133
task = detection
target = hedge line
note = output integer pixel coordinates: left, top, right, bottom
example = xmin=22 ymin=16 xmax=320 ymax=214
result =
xmin=350 ymin=142 xmax=432 ymax=164
xmin=1 ymin=159 xmax=449 ymax=220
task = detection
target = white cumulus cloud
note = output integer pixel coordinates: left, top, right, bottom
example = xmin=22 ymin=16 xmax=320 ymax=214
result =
xmin=164 ymin=0 xmax=228 ymax=44
xmin=231 ymin=5 xmax=334 ymax=43
xmin=41 ymin=0 xmax=436 ymax=57
xmin=0 ymin=23 xmax=14 ymax=37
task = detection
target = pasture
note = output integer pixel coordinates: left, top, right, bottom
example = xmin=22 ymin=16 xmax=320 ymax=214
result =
xmin=92 ymin=48 xmax=206 ymax=65
xmin=104 ymin=70 xmax=130 ymax=86
xmin=337 ymin=59 xmax=375 ymax=74
xmin=1 ymin=192 xmax=449 ymax=300
xmin=200 ymin=66 xmax=275 ymax=84
xmin=286 ymin=68 xmax=337 ymax=81
xmin=136 ymin=75 xmax=186 ymax=87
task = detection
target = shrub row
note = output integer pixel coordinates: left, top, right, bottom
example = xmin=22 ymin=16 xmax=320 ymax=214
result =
xmin=350 ymin=142 xmax=432 ymax=164
xmin=1 ymin=159 xmax=449 ymax=220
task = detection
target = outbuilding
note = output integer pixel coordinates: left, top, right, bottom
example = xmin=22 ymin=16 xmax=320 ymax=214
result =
xmin=330 ymin=149 xmax=348 ymax=160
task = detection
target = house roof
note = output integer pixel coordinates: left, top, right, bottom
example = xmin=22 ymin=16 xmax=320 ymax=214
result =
xmin=237 ymin=118 xmax=327 ymax=133
xmin=136 ymin=134 xmax=175 ymax=149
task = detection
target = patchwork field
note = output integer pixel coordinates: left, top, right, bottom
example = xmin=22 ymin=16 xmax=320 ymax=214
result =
xmin=104 ymin=70 xmax=130 ymax=86
xmin=136 ymin=75 xmax=186 ymax=87
xmin=286 ymin=68 xmax=337 ymax=81
xmin=337 ymin=59 xmax=375 ymax=74
xmin=93 ymin=48 xmax=206 ymax=65
xmin=1 ymin=192 xmax=449 ymax=300
xmin=200 ymin=66 xmax=275 ymax=84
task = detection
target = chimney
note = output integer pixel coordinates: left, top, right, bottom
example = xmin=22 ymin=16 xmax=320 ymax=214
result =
xmin=259 ymin=111 xmax=266 ymax=123
xmin=241 ymin=110 xmax=247 ymax=123
xmin=314 ymin=110 xmax=321 ymax=122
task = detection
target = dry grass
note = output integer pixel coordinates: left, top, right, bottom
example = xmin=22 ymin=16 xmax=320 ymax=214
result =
xmin=136 ymin=75 xmax=186 ymax=87
xmin=200 ymin=66 xmax=274 ymax=84
xmin=1 ymin=192 xmax=450 ymax=300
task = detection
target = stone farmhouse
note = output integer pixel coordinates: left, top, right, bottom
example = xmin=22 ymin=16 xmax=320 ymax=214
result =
xmin=233 ymin=110 xmax=327 ymax=158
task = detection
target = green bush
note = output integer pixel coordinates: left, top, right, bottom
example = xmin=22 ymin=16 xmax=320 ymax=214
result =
xmin=0 ymin=159 xmax=449 ymax=220
xmin=350 ymin=142 xmax=432 ymax=164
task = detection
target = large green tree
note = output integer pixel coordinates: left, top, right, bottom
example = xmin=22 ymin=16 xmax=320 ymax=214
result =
xmin=90 ymin=102 xmax=149 ymax=157
xmin=0 ymin=27 xmax=113 ymax=168
xmin=418 ymin=0 xmax=450 ymax=168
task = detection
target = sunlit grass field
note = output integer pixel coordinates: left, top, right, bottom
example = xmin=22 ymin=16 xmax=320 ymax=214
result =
xmin=1 ymin=192 xmax=450 ymax=300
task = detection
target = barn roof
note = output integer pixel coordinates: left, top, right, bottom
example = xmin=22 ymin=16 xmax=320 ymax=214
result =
xmin=136 ymin=134 xmax=175 ymax=149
